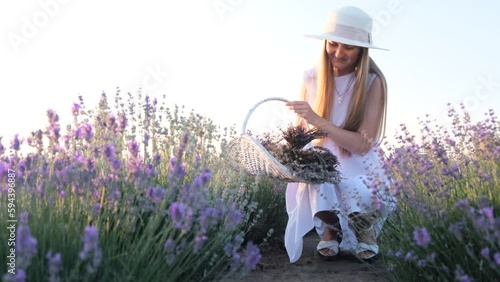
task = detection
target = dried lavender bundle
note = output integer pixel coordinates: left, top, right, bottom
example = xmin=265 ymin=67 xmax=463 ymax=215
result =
xmin=257 ymin=124 xmax=342 ymax=184
xmin=281 ymin=125 xmax=329 ymax=149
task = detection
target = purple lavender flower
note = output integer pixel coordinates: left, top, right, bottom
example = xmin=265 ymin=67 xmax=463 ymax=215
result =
xmin=243 ymin=242 xmax=262 ymax=270
xmin=153 ymin=152 xmax=161 ymax=166
xmin=12 ymin=269 xmax=26 ymax=282
xmin=46 ymin=251 xmax=63 ymax=282
xmin=169 ymin=134 xmax=189 ymax=180
xmin=494 ymin=218 xmax=500 ymax=239
xmin=73 ymin=151 xmax=84 ymax=165
xmin=143 ymin=132 xmax=150 ymax=147
xmin=118 ymin=113 xmax=127 ymax=133
xmin=47 ymin=109 xmax=59 ymax=124
xmin=449 ymin=222 xmax=464 ymax=242
xmin=46 ymin=110 xmax=61 ymax=144
xmin=104 ymin=145 xmax=115 ymax=161
xmin=480 ymin=207 xmax=494 ymax=221
xmin=194 ymin=235 xmax=208 ymax=253
xmin=234 ymin=234 xmax=244 ymax=246
xmin=145 ymin=164 xmax=155 ymax=176
xmin=455 ymin=273 xmax=472 ymax=282
xmin=92 ymin=203 xmax=101 ymax=217
xmin=127 ymin=141 xmax=139 ymax=157
xmin=146 ymin=186 xmax=166 ymax=203
xmin=16 ymin=212 xmax=38 ymax=262
xmin=453 ymin=262 xmax=473 ymax=282
xmin=169 ymin=157 xmax=186 ymax=181
xmin=170 ymin=202 xmax=186 ymax=229
xmin=199 ymin=207 xmax=218 ymax=233
xmin=72 ymin=103 xmax=80 ymax=116
xmin=164 ymin=238 xmax=175 ymax=252
xmin=215 ymin=199 xmax=227 ymax=219
xmin=416 ymin=259 xmax=427 ymax=267
xmin=0 ymin=161 xmax=7 ymax=183
xmin=404 ymin=251 xmax=414 ymax=261
xmin=226 ymin=203 xmax=243 ymax=231
xmin=455 ymin=199 xmax=469 ymax=210
xmin=58 ymin=190 xmax=66 ymax=199
xmin=79 ymin=226 xmax=99 ymax=260
xmin=107 ymin=189 xmax=121 ymax=202
xmin=439 ymin=209 xmax=447 ymax=217
xmin=11 ymin=134 xmax=22 ymax=151
xmin=472 ymin=216 xmax=488 ymax=232
xmin=230 ymin=252 xmax=241 ymax=271
xmin=479 ymin=172 xmax=491 ymax=182
xmin=110 ymin=158 xmax=121 ymax=170
xmin=480 ymin=247 xmax=490 ymax=260
xmin=85 ymin=157 xmax=96 ymax=172
xmin=175 ymin=238 xmax=187 ymax=255
xmin=79 ymin=226 xmax=102 ymax=274
xmin=191 ymin=169 xmax=212 ymax=190
xmin=494 ymin=252 xmax=500 ymax=266
xmin=106 ymin=113 xmax=117 ymax=131
xmin=164 ymin=238 xmax=176 ymax=265
xmin=0 ymin=138 xmax=5 ymax=155
xmin=126 ymin=157 xmax=142 ymax=178
xmin=74 ymin=127 xmax=83 ymax=140
xmin=413 ymin=227 xmax=431 ymax=248
xmin=84 ymin=123 xmax=94 ymax=142
xmin=224 ymin=243 xmax=236 ymax=257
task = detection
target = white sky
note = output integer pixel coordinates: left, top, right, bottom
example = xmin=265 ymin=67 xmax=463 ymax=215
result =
xmin=1 ymin=0 xmax=499 ymax=148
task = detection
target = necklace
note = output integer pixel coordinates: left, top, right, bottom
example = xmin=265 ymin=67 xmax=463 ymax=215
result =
xmin=335 ymin=75 xmax=355 ymax=104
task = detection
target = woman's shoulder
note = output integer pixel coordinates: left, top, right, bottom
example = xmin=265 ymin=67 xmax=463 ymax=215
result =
xmin=368 ymin=72 xmax=377 ymax=84
xmin=303 ymin=67 xmax=317 ymax=81
xmin=367 ymin=72 xmax=380 ymax=88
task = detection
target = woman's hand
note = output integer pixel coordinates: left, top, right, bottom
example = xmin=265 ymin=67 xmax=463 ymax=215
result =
xmin=285 ymin=101 xmax=324 ymax=126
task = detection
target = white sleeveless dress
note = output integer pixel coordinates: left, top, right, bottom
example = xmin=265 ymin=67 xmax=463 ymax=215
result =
xmin=284 ymin=68 xmax=396 ymax=263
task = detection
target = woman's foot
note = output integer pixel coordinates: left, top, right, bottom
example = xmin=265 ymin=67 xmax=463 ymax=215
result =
xmin=355 ymin=227 xmax=378 ymax=260
xmin=349 ymin=212 xmax=379 ymax=261
xmin=317 ymin=225 xmax=339 ymax=257
xmin=314 ymin=211 xmax=341 ymax=259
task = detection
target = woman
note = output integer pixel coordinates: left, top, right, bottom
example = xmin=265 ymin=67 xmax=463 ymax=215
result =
xmin=285 ymin=6 xmax=396 ymax=263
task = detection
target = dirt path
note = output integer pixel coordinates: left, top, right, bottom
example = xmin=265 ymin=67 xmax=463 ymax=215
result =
xmin=234 ymin=231 xmax=388 ymax=282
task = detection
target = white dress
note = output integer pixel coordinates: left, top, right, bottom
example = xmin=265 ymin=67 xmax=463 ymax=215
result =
xmin=284 ymin=68 xmax=396 ymax=263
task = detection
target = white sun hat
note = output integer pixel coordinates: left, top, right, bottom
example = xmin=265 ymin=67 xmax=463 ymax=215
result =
xmin=305 ymin=6 xmax=389 ymax=51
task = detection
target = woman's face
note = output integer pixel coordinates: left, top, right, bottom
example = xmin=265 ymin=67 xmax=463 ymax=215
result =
xmin=326 ymin=41 xmax=362 ymax=76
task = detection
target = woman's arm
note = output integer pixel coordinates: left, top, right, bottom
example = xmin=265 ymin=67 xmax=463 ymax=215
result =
xmin=286 ymin=76 xmax=385 ymax=156
xmin=294 ymin=82 xmax=309 ymax=128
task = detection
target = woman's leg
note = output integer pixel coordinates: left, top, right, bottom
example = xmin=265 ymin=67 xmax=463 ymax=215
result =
xmin=348 ymin=212 xmax=378 ymax=259
xmin=315 ymin=211 xmax=341 ymax=256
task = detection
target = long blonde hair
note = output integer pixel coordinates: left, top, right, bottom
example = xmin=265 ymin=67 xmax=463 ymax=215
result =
xmin=312 ymin=41 xmax=388 ymax=156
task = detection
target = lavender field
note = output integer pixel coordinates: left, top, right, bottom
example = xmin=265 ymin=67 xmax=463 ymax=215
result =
xmin=1 ymin=92 xmax=499 ymax=282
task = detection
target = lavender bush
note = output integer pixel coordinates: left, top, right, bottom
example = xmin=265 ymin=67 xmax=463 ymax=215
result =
xmin=379 ymin=104 xmax=500 ymax=281
xmin=0 ymin=89 xmax=262 ymax=282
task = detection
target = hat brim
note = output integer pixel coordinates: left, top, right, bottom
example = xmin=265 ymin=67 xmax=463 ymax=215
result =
xmin=304 ymin=33 xmax=389 ymax=51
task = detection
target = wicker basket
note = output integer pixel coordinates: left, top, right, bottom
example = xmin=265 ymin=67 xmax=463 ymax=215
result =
xmin=228 ymin=97 xmax=310 ymax=183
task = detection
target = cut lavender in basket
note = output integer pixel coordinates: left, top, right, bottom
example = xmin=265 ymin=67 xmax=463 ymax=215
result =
xmin=281 ymin=125 xmax=329 ymax=149
xmin=257 ymin=124 xmax=342 ymax=184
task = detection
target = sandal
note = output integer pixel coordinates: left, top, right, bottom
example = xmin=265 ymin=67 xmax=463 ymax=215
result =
xmin=316 ymin=240 xmax=339 ymax=261
xmin=348 ymin=215 xmax=379 ymax=262
xmin=355 ymin=242 xmax=379 ymax=262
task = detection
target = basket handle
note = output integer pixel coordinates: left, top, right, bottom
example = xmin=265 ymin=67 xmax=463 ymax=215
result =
xmin=241 ymin=97 xmax=309 ymax=135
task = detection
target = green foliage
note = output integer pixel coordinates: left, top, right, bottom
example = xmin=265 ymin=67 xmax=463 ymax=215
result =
xmin=239 ymin=177 xmax=288 ymax=245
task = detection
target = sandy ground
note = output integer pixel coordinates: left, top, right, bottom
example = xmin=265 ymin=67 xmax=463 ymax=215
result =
xmin=226 ymin=230 xmax=388 ymax=282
